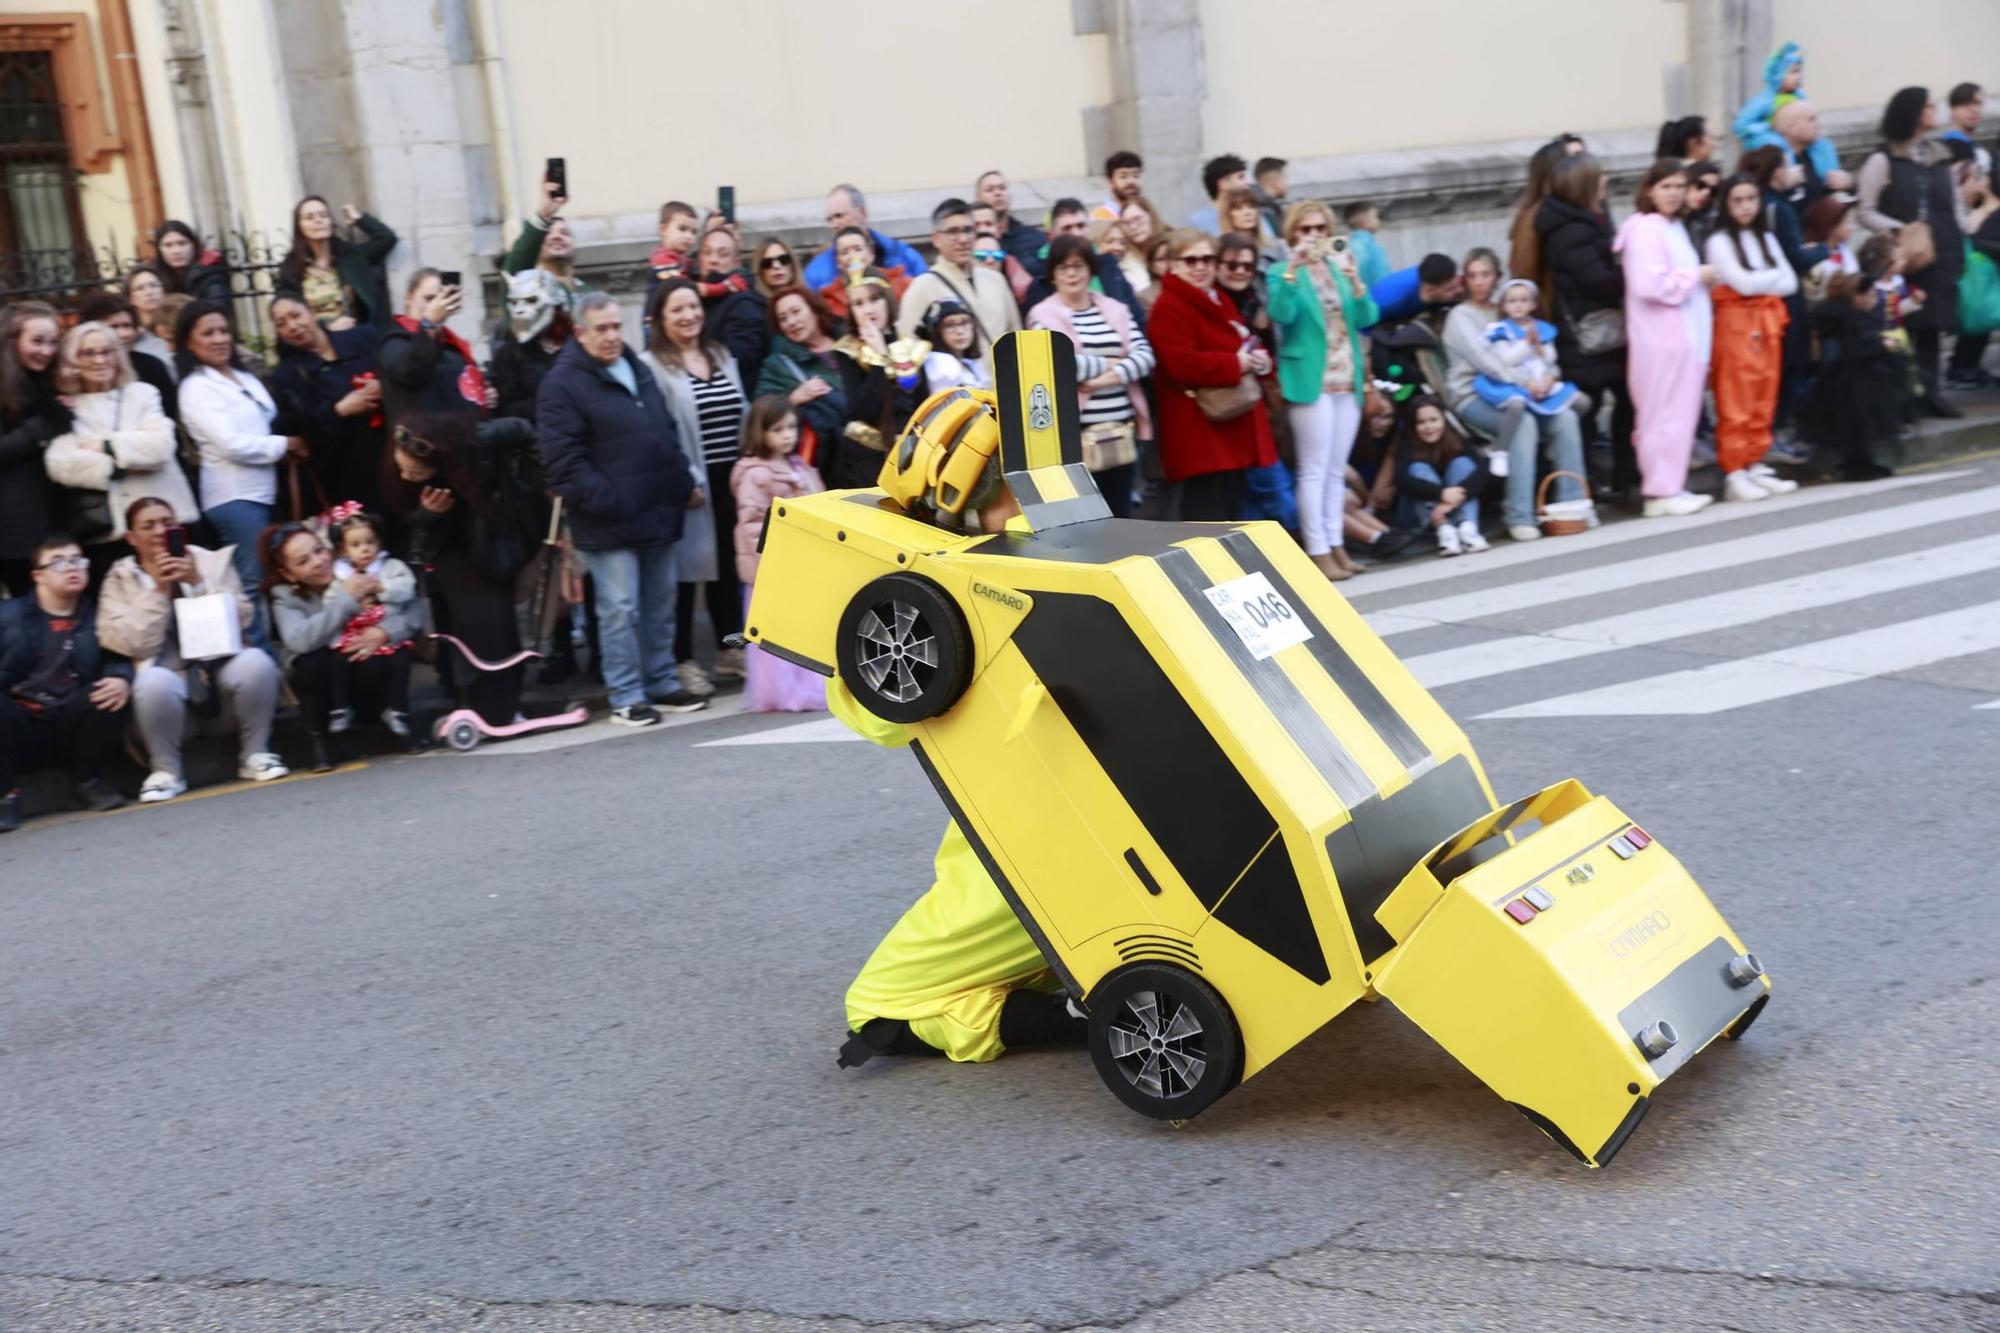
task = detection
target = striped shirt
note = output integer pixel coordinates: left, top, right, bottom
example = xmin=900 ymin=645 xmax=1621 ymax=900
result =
xmin=689 ymin=369 xmax=747 ymax=466
xmin=1065 ymin=302 xmax=1154 ymax=428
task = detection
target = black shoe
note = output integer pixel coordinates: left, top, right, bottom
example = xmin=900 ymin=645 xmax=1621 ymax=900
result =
xmin=74 ymin=778 xmax=126 ymax=812
xmin=610 ymin=704 xmax=663 ymax=727
xmin=647 ymin=690 xmax=710 ymax=714
xmin=306 ymin=734 xmax=336 ymax=773
xmin=0 ymin=790 xmax=19 ymax=833
xmin=1839 ymin=459 xmax=1894 ymax=481
xmin=1921 ymin=393 xmax=1965 ymax=419
xmin=1369 ymin=528 xmax=1417 ymax=559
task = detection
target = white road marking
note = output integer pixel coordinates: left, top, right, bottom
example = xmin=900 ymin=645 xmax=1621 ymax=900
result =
xmin=695 ymin=716 xmax=858 ymax=747
xmin=1479 ymin=601 xmax=2000 ymax=717
xmin=1977 ymin=700 xmax=2000 ymax=710
xmin=1405 ymin=535 xmax=2000 ymax=688
xmin=1345 ymin=469 xmax=1974 ymax=600
xmin=1370 ymin=485 xmax=2000 ymax=634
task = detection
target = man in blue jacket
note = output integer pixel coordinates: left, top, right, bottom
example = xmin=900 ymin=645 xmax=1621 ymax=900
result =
xmin=1 ymin=533 xmax=131 ymax=831
xmin=802 ymin=184 xmax=930 ymax=289
xmin=536 ymin=293 xmax=707 ymax=725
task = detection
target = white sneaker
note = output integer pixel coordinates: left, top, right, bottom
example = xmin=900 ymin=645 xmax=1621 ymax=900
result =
xmin=139 ymin=771 xmax=186 ymax=803
xmin=327 ymin=706 xmax=353 ymax=734
xmin=1435 ymin=523 xmax=1464 ymax=556
xmin=676 ymin=661 xmax=714 ymax=697
xmin=1643 ymin=491 xmax=1715 ymax=517
xmin=1457 ymin=520 xmax=1490 ymax=553
xmin=239 ymin=753 xmax=290 ymax=782
xmin=1723 ymin=470 xmax=1771 ymax=502
xmin=1508 ymin=524 xmax=1543 ymax=542
xmin=1749 ymin=463 xmax=1799 ymax=494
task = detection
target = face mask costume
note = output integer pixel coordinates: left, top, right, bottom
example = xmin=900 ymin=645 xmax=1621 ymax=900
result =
xmin=507 ymin=268 xmax=569 ymax=343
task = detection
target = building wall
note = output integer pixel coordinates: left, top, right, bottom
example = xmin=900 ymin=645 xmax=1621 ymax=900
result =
xmin=1768 ymin=0 xmax=2000 ymax=116
xmin=1199 ymin=0 xmax=1690 ymax=157
xmin=493 ymin=0 xmax=1112 ymax=215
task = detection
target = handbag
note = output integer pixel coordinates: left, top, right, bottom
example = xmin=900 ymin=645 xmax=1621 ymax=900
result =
xmin=173 ymin=591 xmax=244 ymax=662
xmin=1081 ymin=420 xmax=1137 ymax=471
xmin=59 ymin=485 xmax=113 ymax=545
xmin=1960 ymin=244 xmax=2000 ymax=335
xmin=1558 ymin=287 xmax=1626 ymax=356
xmin=1190 ymin=375 xmax=1261 ymax=423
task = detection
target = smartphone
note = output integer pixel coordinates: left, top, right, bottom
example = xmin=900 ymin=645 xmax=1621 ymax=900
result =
xmin=166 ymin=525 xmax=187 ymax=558
xmin=439 ymin=270 xmax=462 ymax=290
xmin=717 ymin=184 xmax=736 ymax=225
xmin=546 ymin=157 xmax=567 ymax=201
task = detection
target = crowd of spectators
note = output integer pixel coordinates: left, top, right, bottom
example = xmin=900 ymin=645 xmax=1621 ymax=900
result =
xmin=1 ymin=52 xmax=1995 ymax=831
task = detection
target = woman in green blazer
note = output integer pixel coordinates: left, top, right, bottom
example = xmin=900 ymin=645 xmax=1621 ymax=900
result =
xmin=1266 ymin=200 xmax=1379 ymax=580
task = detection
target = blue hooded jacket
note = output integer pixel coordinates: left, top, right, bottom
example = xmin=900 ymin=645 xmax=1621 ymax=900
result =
xmin=1733 ymin=43 xmax=1840 ymax=178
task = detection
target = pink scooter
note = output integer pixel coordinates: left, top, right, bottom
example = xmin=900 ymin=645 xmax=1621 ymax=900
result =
xmin=430 ymin=633 xmax=590 ymax=752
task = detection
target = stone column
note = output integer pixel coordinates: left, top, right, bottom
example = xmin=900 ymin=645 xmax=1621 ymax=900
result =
xmin=1688 ymin=0 xmax=1774 ymax=156
xmin=1094 ymin=0 xmax=1207 ymax=226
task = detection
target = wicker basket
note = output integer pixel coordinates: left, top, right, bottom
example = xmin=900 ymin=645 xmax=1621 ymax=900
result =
xmin=1536 ymin=470 xmax=1595 ymax=536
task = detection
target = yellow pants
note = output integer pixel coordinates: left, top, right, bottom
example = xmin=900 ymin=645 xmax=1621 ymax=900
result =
xmin=829 ymin=678 xmax=1052 ymax=1061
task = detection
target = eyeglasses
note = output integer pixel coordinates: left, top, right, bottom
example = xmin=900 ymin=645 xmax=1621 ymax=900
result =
xmin=760 ymin=255 xmax=793 ymax=269
xmin=1220 ymin=259 xmax=1255 ymax=273
xmin=35 ymin=554 xmax=85 ymax=571
xmin=393 ymin=423 xmax=438 ymax=458
xmin=973 ymin=249 xmax=1004 ymax=263
xmin=937 ymin=225 xmax=975 ymax=239
xmin=1297 ymin=223 xmax=1330 ymax=235
xmin=1176 ymin=254 xmax=1217 ymax=267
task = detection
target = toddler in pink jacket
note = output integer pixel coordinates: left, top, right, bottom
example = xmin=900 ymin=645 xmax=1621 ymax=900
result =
xmin=731 ymin=395 xmax=828 ymax=711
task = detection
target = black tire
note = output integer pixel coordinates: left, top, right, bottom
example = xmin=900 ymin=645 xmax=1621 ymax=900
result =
xmin=1087 ymin=964 xmax=1241 ymax=1121
xmin=835 ymin=573 xmax=972 ymax=724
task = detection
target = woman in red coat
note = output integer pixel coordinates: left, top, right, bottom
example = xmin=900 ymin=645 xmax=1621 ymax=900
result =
xmin=1150 ymin=228 xmax=1277 ymax=519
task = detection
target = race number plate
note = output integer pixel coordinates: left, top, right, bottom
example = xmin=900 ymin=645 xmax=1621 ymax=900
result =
xmin=1204 ymin=572 xmax=1313 ymax=661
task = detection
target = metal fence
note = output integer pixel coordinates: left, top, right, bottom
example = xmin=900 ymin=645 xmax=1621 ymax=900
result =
xmin=0 ymin=228 xmax=290 ymax=357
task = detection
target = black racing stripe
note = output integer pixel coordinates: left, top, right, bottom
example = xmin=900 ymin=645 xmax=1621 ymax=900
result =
xmin=1048 ymin=337 xmax=1083 ymax=466
xmin=1011 ymin=591 xmax=1330 ymax=986
xmin=1060 ymin=461 xmax=1095 ymax=495
xmin=1217 ymin=529 xmax=1431 ymax=773
xmin=1324 ymin=754 xmax=1492 ymax=961
xmin=1020 ymin=491 xmax=1111 ymax=528
xmin=909 ymin=740 xmax=1081 ymax=998
xmin=1011 ymin=468 xmax=1045 ymax=506
xmin=1154 ymin=546 xmax=1376 ymax=808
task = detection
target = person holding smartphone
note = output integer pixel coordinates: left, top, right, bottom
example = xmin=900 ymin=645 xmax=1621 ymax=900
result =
xmin=1266 ymin=201 xmax=1380 ymax=581
xmin=378 ymin=267 xmax=494 ymax=430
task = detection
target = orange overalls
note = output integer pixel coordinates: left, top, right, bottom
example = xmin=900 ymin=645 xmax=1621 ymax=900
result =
xmin=1710 ymin=286 xmax=1791 ymax=474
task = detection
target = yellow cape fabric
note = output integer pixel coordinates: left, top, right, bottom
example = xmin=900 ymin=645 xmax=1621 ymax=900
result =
xmin=830 ymin=677 xmax=1053 ymax=1061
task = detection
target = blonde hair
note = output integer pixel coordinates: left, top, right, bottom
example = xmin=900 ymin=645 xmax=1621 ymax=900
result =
xmin=1164 ymin=227 xmax=1217 ymax=260
xmin=1281 ymin=199 xmax=1336 ymax=245
xmin=151 ymin=293 xmax=192 ymax=339
xmin=55 ymin=321 xmax=134 ymax=395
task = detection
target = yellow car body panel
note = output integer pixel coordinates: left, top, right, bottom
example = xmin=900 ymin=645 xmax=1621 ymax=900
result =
xmin=749 ymin=331 xmax=1768 ymax=1165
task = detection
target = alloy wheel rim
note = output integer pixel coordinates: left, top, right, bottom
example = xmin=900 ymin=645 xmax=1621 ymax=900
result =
xmin=854 ymin=599 xmax=940 ymax=703
xmin=1106 ymin=989 xmax=1207 ymax=1100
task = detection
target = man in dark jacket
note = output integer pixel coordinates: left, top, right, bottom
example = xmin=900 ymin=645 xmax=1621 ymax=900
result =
xmin=536 ymin=293 xmax=706 ymax=724
xmin=0 ymin=533 xmax=130 ymax=831
xmin=691 ymin=227 xmax=769 ymax=388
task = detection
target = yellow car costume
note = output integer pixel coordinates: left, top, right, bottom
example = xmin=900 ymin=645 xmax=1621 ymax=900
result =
xmin=751 ymin=332 xmax=1770 ymax=1167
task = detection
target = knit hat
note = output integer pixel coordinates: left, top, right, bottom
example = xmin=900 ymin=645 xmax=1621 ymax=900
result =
xmin=1495 ymin=276 xmax=1541 ymax=305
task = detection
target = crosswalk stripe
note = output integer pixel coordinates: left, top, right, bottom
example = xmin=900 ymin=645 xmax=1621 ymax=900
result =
xmin=1977 ymin=700 xmax=2000 ymax=710
xmin=1404 ymin=535 xmax=2000 ymax=688
xmin=1478 ymin=600 xmax=2000 ymax=717
xmin=1371 ymin=485 xmax=2000 ymax=634
xmin=1346 ymin=469 xmax=1974 ymax=599
xmin=695 ymin=716 xmax=858 ymax=747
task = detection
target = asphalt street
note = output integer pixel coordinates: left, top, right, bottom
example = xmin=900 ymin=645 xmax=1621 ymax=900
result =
xmin=3 ymin=457 xmax=1998 ymax=1332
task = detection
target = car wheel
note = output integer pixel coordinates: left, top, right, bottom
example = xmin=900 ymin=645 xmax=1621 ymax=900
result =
xmin=836 ymin=573 xmax=972 ymax=724
xmin=1088 ymin=964 xmax=1241 ymax=1121
xmin=443 ymin=717 xmax=482 ymax=753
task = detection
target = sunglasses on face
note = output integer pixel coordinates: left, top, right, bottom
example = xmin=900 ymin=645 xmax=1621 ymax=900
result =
xmin=760 ymin=255 xmax=793 ymax=269
xmin=1297 ymin=223 xmax=1330 ymax=235
xmin=1177 ymin=254 xmax=1216 ymax=267
xmin=1220 ymin=259 xmax=1255 ymax=273
xmin=973 ymin=248 xmax=1004 ymax=263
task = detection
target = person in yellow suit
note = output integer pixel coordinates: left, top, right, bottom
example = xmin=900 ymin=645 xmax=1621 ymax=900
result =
xmin=832 ymin=385 xmax=1087 ymax=1068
